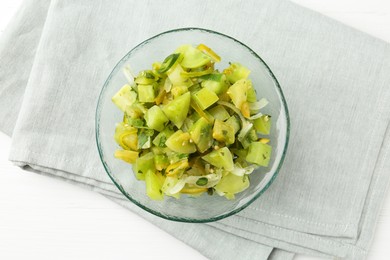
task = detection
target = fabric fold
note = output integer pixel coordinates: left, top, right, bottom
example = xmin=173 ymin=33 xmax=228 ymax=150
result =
xmin=0 ymin=0 xmax=51 ymax=135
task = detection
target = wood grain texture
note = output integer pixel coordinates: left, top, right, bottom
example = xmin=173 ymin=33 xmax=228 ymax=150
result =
xmin=0 ymin=1 xmax=389 ymax=259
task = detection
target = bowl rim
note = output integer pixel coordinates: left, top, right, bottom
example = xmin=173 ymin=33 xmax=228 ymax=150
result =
xmin=95 ymin=27 xmax=290 ymax=223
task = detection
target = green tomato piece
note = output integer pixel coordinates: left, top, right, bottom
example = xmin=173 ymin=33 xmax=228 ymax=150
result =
xmin=215 ymin=173 xmax=250 ymax=200
xmin=189 ymin=117 xmax=213 ymax=153
xmin=202 ymin=147 xmax=234 ymax=171
xmin=177 ymin=44 xmax=211 ymax=69
xmin=114 ymin=122 xmax=138 ymax=150
xmin=201 ymin=73 xmax=228 ymax=95
xmin=246 ymin=86 xmax=257 ymax=103
xmin=125 ymin=102 xmax=147 ymax=119
xmin=145 ymin=170 xmax=164 ymax=200
xmin=192 ymin=88 xmax=219 ymax=110
xmin=162 ymin=92 xmax=191 ymax=128
xmin=171 ymin=85 xmax=189 ymax=99
xmin=145 ymin=105 xmax=169 ymax=131
xmin=135 ymin=70 xmax=157 ymax=85
xmin=152 ymin=127 xmax=175 ymax=147
xmin=208 ymin=105 xmax=230 ymax=121
xmin=134 ymin=152 xmax=155 ymax=180
xmin=190 ymin=98 xmax=215 ymax=123
xmin=225 ymin=116 xmax=241 ymax=134
xmin=137 ymin=84 xmax=155 ymax=103
xmin=246 ymin=142 xmax=272 ymax=167
xmin=165 ymin=130 xmax=196 ymax=154
xmin=167 ymin=63 xmax=187 ymax=85
xmin=212 ymin=119 xmax=235 ymax=145
xmin=223 ymin=62 xmax=251 ymax=84
xmin=154 ymin=154 xmax=169 ymax=171
xmin=111 ymin=84 xmax=137 ymax=112
xmin=253 ymin=115 xmax=271 ymax=135
xmin=166 ymin=149 xmax=189 ymax=164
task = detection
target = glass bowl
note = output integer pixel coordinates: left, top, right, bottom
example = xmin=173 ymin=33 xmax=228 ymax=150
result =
xmin=96 ymin=28 xmax=290 ymax=223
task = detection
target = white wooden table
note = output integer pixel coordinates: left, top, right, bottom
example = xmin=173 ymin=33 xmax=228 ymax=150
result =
xmin=0 ymin=1 xmax=389 ymax=259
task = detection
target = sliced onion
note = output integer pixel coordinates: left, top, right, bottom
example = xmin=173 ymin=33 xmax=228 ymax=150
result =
xmin=168 ymin=179 xmax=186 ymax=194
xmin=218 ymin=100 xmax=254 ymax=141
xmin=249 ymin=98 xmax=268 ymax=111
xmin=123 ymin=65 xmax=135 ymax=84
xmin=248 ymin=112 xmax=263 ymax=120
xmin=231 ymin=164 xmax=257 ymax=177
xmin=183 ymin=170 xmax=222 ymax=188
xmin=237 ymin=122 xmax=253 ymax=142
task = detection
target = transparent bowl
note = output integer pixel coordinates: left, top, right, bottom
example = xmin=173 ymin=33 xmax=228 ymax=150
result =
xmin=96 ymin=28 xmax=290 ymax=223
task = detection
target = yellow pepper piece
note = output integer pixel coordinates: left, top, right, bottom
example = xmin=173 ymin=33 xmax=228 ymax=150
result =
xmin=259 ymin=138 xmax=270 ymax=144
xmin=166 ymin=159 xmax=189 ymax=177
xmin=197 ymin=44 xmax=221 ymax=62
xmin=114 ymin=150 xmax=139 ymax=164
xmin=241 ymin=101 xmax=250 ymax=118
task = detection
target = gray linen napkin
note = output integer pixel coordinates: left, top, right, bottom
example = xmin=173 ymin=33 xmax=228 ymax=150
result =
xmin=1 ymin=0 xmax=389 ymax=259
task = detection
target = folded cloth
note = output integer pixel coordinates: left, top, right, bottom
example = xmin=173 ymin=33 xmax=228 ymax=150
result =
xmin=1 ymin=0 xmax=389 ymax=259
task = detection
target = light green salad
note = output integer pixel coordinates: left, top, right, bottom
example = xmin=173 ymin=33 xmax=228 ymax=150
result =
xmin=112 ymin=43 xmax=272 ymax=200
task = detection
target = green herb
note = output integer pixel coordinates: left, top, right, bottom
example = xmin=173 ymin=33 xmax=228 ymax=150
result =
xmin=196 ymin=177 xmax=208 ymax=186
xmin=158 ymin=136 xmax=167 ymax=147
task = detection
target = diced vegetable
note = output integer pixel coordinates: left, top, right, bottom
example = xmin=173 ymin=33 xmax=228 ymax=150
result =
xmin=246 ymin=86 xmax=257 ymax=103
xmin=215 ymin=173 xmax=250 ymax=200
xmin=166 ymin=150 xmax=189 ymax=164
xmin=145 ymin=170 xmax=164 ymax=200
xmin=137 ymin=129 xmax=154 ymax=149
xmin=138 ymin=84 xmax=155 ymax=103
xmin=145 ymin=105 xmax=169 ymax=131
xmin=254 ymin=115 xmax=271 ymax=135
xmin=192 ymin=88 xmax=219 ymax=110
xmin=114 ymin=122 xmax=138 ymax=150
xmin=201 ymin=73 xmax=228 ymax=95
xmin=177 ymin=44 xmax=211 ymax=69
xmin=227 ymin=79 xmax=251 ymax=110
xmin=212 ymin=119 xmax=235 ymax=145
xmin=134 ymin=152 xmax=155 ymax=180
xmin=223 ymin=62 xmax=251 ymax=84
xmin=246 ymin=142 xmax=272 ymax=166
xmin=167 ymin=63 xmax=187 ymax=85
xmin=114 ymin=150 xmax=139 ymax=164
xmin=189 ymin=117 xmax=213 ymax=153
xmin=225 ymin=116 xmax=241 ymax=134
xmin=165 ymin=159 xmax=189 ymax=177
xmin=112 ymin=84 xmax=137 ymax=112
xmin=165 ymin=130 xmax=197 ymax=154
xmin=154 ymin=154 xmax=169 ymax=171
xmin=202 ymin=147 xmax=234 ymax=171
xmin=190 ymin=99 xmax=214 ymax=123
xmin=208 ymin=105 xmax=230 ymax=121
xmin=171 ymin=85 xmax=188 ymax=98
xmin=152 ymin=127 xmax=174 ymax=147
xmin=162 ymin=92 xmax=191 ymax=128
xmin=112 ymin=43 xmax=274 ymax=200
xmin=135 ymin=70 xmax=157 ymax=85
